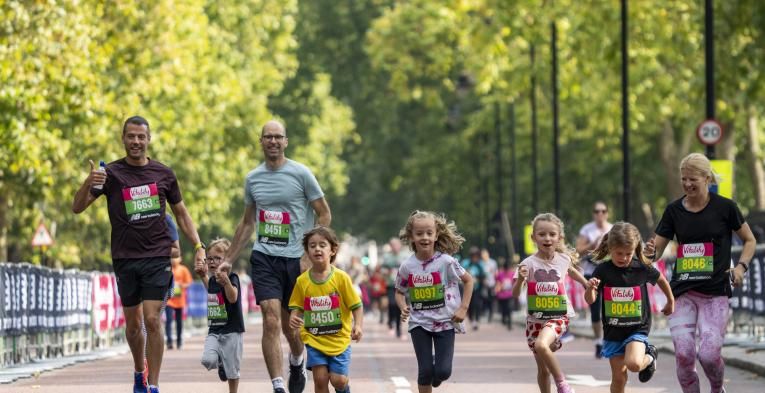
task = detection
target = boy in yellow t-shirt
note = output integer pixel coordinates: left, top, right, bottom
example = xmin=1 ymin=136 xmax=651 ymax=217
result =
xmin=289 ymin=227 xmax=363 ymax=393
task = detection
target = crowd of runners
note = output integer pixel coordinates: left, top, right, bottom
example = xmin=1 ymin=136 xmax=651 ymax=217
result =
xmin=73 ymin=116 xmax=756 ymax=393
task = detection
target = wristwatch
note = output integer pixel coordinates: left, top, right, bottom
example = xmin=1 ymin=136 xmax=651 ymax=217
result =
xmin=194 ymin=242 xmax=206 ymax=251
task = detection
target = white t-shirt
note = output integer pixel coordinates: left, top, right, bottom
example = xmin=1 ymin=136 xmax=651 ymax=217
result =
xmin=579 ymin=221 xmax=613 ymax=276
xmin=396 ymin=252 xmax=466 ymax=333
xmin=518 ymin=253 xmax=576 ymax=320
xmin=579 ymin=221 xmax=613 ymax=247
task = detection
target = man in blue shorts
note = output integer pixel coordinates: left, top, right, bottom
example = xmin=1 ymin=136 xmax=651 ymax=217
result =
xmin=217 ymin=120 xmax=331 ymax=393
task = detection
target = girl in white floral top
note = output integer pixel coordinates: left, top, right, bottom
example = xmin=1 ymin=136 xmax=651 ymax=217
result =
xmin=395 ymin=211 xmax=473 ymax=393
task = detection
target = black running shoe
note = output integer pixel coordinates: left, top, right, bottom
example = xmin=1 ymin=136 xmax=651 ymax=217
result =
xmin=274 ymin=388 xmax=287 ymax=393
xmin=638 ymin=344 xmax=658 ymax=383
xmin=288 ymin=361 xmax=307 ymax=393
xmin=217 ymin=356 xmax=227 ymax=381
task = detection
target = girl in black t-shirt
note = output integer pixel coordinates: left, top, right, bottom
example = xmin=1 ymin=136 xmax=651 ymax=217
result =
xmin=585 ymin=222 xmax=674 ymax=392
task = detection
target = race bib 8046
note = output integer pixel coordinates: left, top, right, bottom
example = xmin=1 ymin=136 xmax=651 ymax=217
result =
xmin=676 ymin=242 xmax=714 ymax=281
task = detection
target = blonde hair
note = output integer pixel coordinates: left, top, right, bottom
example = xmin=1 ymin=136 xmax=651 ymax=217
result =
xmin=208 ymin=238 xmax=231 ymax=254
xmin=530 ymin=213 xmax=579 ymax=266
xmin=399 ymin=210 xmax=465 ymax=255
xmin=591 ymin=222 xmax=651 ymax=265
xmin=680 ymin=153 xmax=720 ymax=185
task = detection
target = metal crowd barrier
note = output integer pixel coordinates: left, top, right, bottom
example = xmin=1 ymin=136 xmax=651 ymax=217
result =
xmin=0 ymin=263 xmax=259 ymax=368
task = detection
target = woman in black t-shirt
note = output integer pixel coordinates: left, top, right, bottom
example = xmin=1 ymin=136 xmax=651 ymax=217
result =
xmin=585 ymin=222 xmax=674 ymax=392
xmin=644 ymin=153 xmax=756 ymax=393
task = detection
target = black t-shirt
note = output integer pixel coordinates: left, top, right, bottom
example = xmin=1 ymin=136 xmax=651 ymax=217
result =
xmin=655 ymin=192 xmax=745 ymax=298
xmin=593 ymin=259 xmax=660 ymax=342
xmin=207 ymin=273 xmax=245 ymax=334
xmin=91 ymin=158 xmax=182 ymax=260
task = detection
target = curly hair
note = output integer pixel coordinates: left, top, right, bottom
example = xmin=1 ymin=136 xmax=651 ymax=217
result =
xmin=530 ymin=213 xmax=579 ymax=266
xmin=399 ymin=210 xmax=465 ymax=255
xmin=591 ymin=221 xmax=651 ymax=265
xmin=302 ymin=226 xmax=340 ymax=263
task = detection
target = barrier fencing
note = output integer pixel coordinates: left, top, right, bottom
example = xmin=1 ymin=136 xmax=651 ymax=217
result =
xmin=0 ymin=263 xmax=258 ymax=368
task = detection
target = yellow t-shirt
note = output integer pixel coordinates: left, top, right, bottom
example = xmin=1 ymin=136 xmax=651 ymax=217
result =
xmin=289 ymin=267 xmax=362 ymax=356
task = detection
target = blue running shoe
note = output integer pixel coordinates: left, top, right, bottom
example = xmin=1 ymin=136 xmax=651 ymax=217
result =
xmin=133 ymin=371 xmax=148 ymax=393
xmin=149 ymin=386 xmax=159 ymax=393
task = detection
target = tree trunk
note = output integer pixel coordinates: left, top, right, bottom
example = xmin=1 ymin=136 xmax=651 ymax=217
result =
xmin=746 ymin=110 xmax=765 ymax=210
xmin=0 ymin=193 xmax=7 ymax=262
xmin=659 ymin=120 xmax=683 ymax=198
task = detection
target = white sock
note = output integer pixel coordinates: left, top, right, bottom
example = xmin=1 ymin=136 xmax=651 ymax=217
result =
xmin=289 ymin=353 xmax=303 ymax=366
xmin=646 ymin=354 xmax=655 ymax=364
xmin=148 ymin=385 xmax=158 ymax=391
xmin=272 ymin=377 xmax=285 ymax=389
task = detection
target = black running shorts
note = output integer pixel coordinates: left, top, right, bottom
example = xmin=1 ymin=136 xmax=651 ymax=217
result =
xmin=250 ymin=250 xmax=301 ymax=308
xmin=113 ymin=257 xmax=172 ymax=307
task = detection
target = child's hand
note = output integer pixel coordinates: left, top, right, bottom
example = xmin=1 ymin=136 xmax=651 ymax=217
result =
xmin=194 ymin=261 xmax=207 ymax=277
xmin=400 ymin=305 xmax=411 ymax=323
xmin=662 ymin=299 xmax=675 ymax=316
xmin=452 ymin=306 xmax=468 ymax=323
xmin=289 ymin=313 xmax=304 ymax=330
xmin=587 ymin=277 xmax=600 ymax=291
xmin=214 ymin=269 xmax=230 ymax=286
xmin=351 ymin=325 xmax=363 ymax=342
xmin=518 ymin=266 xmax=529 ymax=281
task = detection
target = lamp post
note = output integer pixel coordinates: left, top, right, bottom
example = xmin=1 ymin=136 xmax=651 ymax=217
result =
xmin=551 ymin=21 xmax=560 ymax=215
xmin=704 ymin=0 xmax=716 ymax=159
xmin=621 ymin=0 xmax=631 ymax=221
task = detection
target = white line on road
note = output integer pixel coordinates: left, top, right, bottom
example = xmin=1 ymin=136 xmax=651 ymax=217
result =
xmin=391 ymin=376 xmax=411 ymax=387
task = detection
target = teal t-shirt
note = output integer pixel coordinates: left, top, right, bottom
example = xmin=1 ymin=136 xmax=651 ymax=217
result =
xmin=244 ymin=159 xmax=324 ymax=258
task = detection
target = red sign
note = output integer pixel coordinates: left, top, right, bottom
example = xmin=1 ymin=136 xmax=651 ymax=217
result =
xmin=696 ymin=119 xmax=724 ymax=146
xmin=31 ymin=223 xmax=53 ymax=247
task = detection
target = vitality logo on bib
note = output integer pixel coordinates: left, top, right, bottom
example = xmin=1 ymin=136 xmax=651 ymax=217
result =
xmin=604 ymin=286 xmax=642 ymax=326
xmin=122 ymin=183 xmax=161 ymax=222
xmin=257 ymin=209 xmax=291 ymax=246
xmin=527 ymin=281 xmax=567 ymax=319
xmin=676 ymin=242 xmax=714 ymax=281
xmin=303 ymin=294 xmax=342 ymax=336
xmin=408 ymin=272 xmax=445 ymax=310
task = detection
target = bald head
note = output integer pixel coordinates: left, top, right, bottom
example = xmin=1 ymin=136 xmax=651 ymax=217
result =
xmin=261 ymin=120 xmax=286 ymax=137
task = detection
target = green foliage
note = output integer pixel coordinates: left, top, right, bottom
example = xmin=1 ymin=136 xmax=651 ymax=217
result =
xmin=2 ymin=0 xmax=764 ymax=267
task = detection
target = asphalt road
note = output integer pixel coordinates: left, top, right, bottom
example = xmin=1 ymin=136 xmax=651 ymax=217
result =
xmin=4 ymin=314 xmax=763 ymax=392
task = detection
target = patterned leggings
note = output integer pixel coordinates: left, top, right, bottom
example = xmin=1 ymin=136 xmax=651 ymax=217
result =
xmin=668 ymin=291 xmax=728 ymax=393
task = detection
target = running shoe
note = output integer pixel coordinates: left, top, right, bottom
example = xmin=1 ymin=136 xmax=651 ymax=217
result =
xmin=638 ymin=344 xmax=658 ymax=382
xmin=274 ymin=388 xmax=287 ymax=393
xmin=217 ymin=355 xmax=227 ymax=381
xmin=148 ymin=387 xmax=159 ymax=393
xmin=555 ymin=381 xmax=575 ymax=393
xmin=560 ymin=331 xmax=575 ymax=344
xmin=288 ymin=361 xmax=307 ymax=393
xmin=133 ymin=371 xmax=148 ymax=393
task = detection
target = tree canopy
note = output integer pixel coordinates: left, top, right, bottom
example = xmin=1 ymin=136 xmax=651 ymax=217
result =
xmin=2 ymin=0 xmax=764 ymax=268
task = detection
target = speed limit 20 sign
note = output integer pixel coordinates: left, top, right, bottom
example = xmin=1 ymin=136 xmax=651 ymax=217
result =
xmin=696 ymin=119 xmax=724 ymax=146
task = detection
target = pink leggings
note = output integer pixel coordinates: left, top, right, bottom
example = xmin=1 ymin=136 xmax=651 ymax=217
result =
xmin=668 ymin=291 xmax=729 ymax=393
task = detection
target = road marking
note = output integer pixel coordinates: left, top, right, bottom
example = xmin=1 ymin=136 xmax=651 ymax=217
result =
xmin=567 ymin=374 xmax=612 ymax=387
xmin=391 ymin=376 xmax=411 ymax=387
